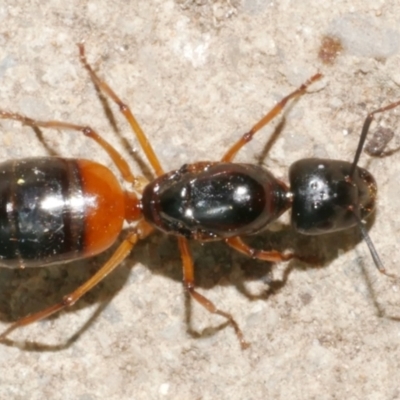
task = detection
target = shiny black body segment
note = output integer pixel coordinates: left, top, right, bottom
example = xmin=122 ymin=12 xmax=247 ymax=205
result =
xmin=289 ymin=158 xmax=377 ymax=235
xmin=142 ymin=162 xmax=291 ymax=240
xmin=0 ymin=157 xmax=85 ymax=268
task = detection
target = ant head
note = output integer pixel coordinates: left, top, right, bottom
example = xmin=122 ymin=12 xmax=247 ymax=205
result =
xmin=289 ymin=158 xmax=377 ymax=235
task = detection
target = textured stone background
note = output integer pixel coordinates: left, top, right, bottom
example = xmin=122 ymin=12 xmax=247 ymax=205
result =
xmin=0 ymin=1 xmax=400 ymax=399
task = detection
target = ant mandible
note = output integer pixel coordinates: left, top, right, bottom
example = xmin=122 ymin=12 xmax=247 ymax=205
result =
xmin=0 ymin=45 xmax=399 ymax=349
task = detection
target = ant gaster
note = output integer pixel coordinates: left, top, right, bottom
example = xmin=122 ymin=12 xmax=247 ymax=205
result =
xmin=0 ymin=45 xmax=399 ymax=349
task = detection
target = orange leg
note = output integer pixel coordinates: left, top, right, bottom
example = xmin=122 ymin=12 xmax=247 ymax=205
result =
xmin=226 ymin=236 xmax=322 ymax=265
xmin=0 ymin=221 xmax=153 ymax=340
xmin=0 ymin=111 xmax=144 ymax=187
xmin=222 ymin=73 xmax=322 ymax=162
xmin=225 ymin=236 xmax=294 ymax=262
xmin=78 ymin=44 xmax=164 ymax=177
xmin=177 ymin=236 xmax=250 ymax=349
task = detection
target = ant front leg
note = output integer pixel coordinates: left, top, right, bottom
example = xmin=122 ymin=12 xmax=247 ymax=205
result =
xmin=225 ymin=236 xmax=319 ymax=265
xmin=222 ymin=73 xmax=322 ymax=162
xmin=226 ymin=236 xmax=322 ymax=299
xmin=177 ymin=237 xmax=250 ymax=349
xmin=225 ymin=236 xmax=294 ymax=262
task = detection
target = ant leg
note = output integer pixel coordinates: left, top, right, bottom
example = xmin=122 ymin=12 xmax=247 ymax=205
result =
xmin=226 ymin=236 xmax=320 ymax=265
xmin=225 ymin=237 xmax=294 ymax=262
xmin=222 ymin=73 xmax=322 ymax=162
xmin=78 ymin=44 xmax=164 ymax=177
xmin=0 ymin=221 xmax=152 ymax=340
xmin=0 ymin=111 xmax=146 ymax=188
xmin=177 ymin=236 xmax=250 ymax=349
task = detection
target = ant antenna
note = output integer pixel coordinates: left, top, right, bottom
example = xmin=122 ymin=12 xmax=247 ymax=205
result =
xmin=350 ymin=100 xmax=400 ymax=177
xmin=350 ymin=210 xmax=395 ymax=278
xmin=347 ymin=99 xmax=400 ymax=278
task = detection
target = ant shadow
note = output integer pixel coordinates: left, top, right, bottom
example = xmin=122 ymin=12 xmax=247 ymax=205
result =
xmin=0 ymin=215 xmax=395 ymax=352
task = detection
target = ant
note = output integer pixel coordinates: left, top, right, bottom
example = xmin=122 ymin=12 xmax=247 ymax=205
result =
xmin=0 ymin=45 xmax=399 ymax=350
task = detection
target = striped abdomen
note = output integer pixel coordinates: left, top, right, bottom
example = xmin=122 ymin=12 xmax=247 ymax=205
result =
xmin=0 ymin=157 xmax=125 ymax=268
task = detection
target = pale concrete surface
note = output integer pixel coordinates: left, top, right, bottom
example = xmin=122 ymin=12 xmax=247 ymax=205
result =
xmin=0 ymin=1 xmax=400 ymax=399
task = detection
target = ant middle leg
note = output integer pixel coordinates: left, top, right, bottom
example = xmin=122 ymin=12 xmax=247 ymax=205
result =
xmin=222 ymin=73 xmax=322 ymax=162
xmin=78 ymin=44 xmax=164 ymax=177
xmin=177 ymin=236 xmax=250 ymax=349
